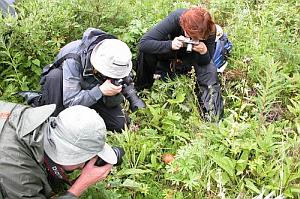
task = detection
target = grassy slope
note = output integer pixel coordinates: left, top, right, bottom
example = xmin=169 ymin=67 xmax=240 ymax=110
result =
xmin=0 ymin=0 xmax=299 ymax=198
xmin=82 ymin=0 xmax=300 ymax=198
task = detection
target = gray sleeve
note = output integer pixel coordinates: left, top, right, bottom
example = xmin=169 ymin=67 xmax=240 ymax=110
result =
xmin=62 ymin=59 xmax=103 ymax=107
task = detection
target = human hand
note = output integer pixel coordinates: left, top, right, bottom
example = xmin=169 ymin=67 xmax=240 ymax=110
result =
xmin=171 ymin=36 xmax=185 ymax=50
xmin=192 ymin=42 xmax=207 ymax=54
xmin=99 ymin=79 xmax=122 ymax=96
xmin=68 ymin=157 xmax=113 ymax=197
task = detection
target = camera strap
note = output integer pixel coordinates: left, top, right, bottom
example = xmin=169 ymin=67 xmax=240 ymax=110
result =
xmin=170 ymin=52 xmax=177 ymax=72
xmin=44 ymin=153 xmax=73 ymax=186
xmin=170 ymin=52 xmax=184 ymax=73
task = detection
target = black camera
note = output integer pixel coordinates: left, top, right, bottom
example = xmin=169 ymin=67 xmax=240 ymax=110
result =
xmin=95 ymin=146 xmax=125 ymax=167
xmin=178 ymin=37 xmax=199 ymax=53
xmin=111 ymin=76 xmax=146 ymax=112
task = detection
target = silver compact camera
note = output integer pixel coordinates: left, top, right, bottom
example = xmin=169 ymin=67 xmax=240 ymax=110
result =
xmin=178 ymin=37 xmax=199 ymax=53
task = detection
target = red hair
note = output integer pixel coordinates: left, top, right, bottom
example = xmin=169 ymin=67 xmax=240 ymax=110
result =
xmin=179 ymin=7 xmax=215 ymax=40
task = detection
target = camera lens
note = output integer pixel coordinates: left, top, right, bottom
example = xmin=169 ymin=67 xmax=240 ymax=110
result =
xmin=112 ymin=147 xmax=125 ymax=166
xmin=94 ymin=146 xmax=125 ymax=167
xmin=111 ymin=79 xmax=124 ymax=86
xmin=94 ymin=157 xmax=107 ymax=167
xmin=109 ymin=75 xmax=146 ymax=112
xmin=122 ymin=84 xmax=146 ymax=112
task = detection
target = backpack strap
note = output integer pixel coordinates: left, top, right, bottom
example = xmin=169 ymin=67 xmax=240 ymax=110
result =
xmin=40 ymin=53 xmax=81 ymax=80
xmin=219 ymin=38 xmax=226 ymax=61
xmin=44 ymin=33 xmax=116 ymax=75
xmin=51 ymin=53 xmax=81 ymax=69
xmin=86 ymin=34 xmax=117 ymax=52
xmin=51 ymin=33 xmax=116 ymax=70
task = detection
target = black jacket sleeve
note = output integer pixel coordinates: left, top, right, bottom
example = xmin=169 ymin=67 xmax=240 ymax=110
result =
xmin=139 ymin=8 xmax=216 ymax=65
xmin=194 ymin=33 xmax=216 ymax=65
xmin=139 ymin=9 xmax=186 ymax=54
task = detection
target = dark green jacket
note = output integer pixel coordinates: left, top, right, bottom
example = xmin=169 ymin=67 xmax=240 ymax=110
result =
xmin=0 ymin=101 xmax=76 ymax=199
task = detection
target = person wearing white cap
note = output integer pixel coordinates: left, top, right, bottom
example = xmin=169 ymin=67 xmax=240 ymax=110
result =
xmin=0 ymin=101 xmax=121 ymax=198
xmin=29 ymin=28 xmax=144 ymax=133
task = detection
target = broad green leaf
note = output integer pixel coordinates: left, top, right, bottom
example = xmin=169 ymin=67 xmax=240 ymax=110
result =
xmin=167 ymin=93 xmax=185 ymax=104
xmin=210 ymin=169 xmax=230 ymax=185
xmin=32 ymin=59 xmax=40 ymax=66
xmin=121 ymin=179 xmax=142 ymax=190
xmin=283 ymin=187 xmax=294 ymax=198
xmin=137 ymin=143 xmax=147 ymax=165
xmin=290 ymin=186 xmax=300 ymax=194
xmin=209 ymin=152 xmax=236 ymax=177
xmin=150 ymin=154 xmax=157 ymax=167
xmin=31 ymin=64 xmax=42 ymax=75
xmin=244 ymin=178 xmax=260 ymax=194
xmin=173 ymin=130 xmax=190 ymax=140
xmin=236 ymin=149 xmax=249 ymax=175
xmin=117 ymin=168 xmax=152 ymax=176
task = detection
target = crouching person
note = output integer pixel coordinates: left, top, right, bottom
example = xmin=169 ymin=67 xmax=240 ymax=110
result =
xmin=0 ymin=101 xmax=122 ymax=198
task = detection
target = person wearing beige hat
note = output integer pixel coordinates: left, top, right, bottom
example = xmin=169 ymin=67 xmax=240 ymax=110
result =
xmin=0 ymin=101 xmax=122 ymax=198
xmin=27 ymin=28 xmax=145 ymax=133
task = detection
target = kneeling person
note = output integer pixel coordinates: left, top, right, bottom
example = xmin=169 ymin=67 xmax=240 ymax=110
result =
xmin=0 ymin=102 xmax=122 ymax=198
xmin=38 ymin=28 xmax=145 ymax=132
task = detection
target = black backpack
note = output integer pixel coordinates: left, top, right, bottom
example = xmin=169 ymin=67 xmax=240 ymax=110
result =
xmin=38 ymin=53 xmax=81 ymax=116
xmin=17 ymin=53 xmax=81 ymax=116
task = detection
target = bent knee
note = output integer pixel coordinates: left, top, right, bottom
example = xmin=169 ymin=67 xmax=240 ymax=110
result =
xmin=106 ymin=117 xmax=126 ymax=133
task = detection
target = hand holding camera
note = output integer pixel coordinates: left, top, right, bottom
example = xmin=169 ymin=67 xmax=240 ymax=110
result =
xmin=192 ymin=41 xmax=207 ymax=54
xmin=99 ymin=79 xmax=122 ymax=96
xmin=110 ymin=76 xmax=146 ymax=112
xmin=178 ymin=36 xmax=200 ymax=53
xmin=171 ymin=36 xmax=184 ymax=50
xmin=69 ymin=157 xmax=113 ymax=197
xmin=95 ymin=71 xmax=146 ymax=112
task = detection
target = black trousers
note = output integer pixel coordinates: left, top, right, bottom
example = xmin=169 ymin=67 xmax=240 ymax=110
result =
xmin=135 ymin=51 xmax=224 ymax=121
xmin=40 ymin=68 xmax=126 ymax=132
xmin=90 ymin=101 xmax=126 ymax=132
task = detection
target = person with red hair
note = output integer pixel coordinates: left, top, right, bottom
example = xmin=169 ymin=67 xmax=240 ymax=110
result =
xmin=135 ymin=6 xmax=223 ymax=121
